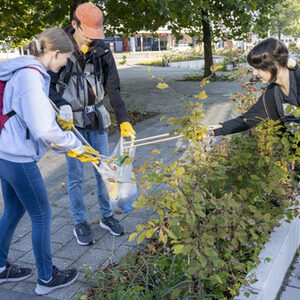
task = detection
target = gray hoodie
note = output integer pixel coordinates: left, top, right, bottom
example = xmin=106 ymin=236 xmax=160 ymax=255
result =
xmin=0 ymin=56 xmax=80 ymax=162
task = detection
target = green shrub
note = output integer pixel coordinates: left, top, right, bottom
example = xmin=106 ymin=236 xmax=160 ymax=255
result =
xmin=80 ymin=66 xmax=300 ymax=299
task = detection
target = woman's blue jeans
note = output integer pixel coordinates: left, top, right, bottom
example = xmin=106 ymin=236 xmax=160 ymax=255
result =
xmin=0 ymin=159 xmax=52 ymax=281
xmin=66 ymin=128 xmax=112 ymax=224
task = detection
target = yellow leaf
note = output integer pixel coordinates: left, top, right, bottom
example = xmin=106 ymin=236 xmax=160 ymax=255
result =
xmin=145 ymin=183 xmax=152 ymax=190
xmin=132 ymin=168 xmax=139 ymax=174
xmin=129 ymin=232 xmax=138 ymax=242
xmin=157 ymin=82 xmax=169 ymax=89
xmin=173 ymin=244 xmax=184 ymax=254
xmin=200 ymin=79 xmax=206 ymax=88
xmin=161 ymin=234 xmax=168 ymax=245
xmin=210 ymin=62 xmax=222 ymax=72
xmin=151 ymin=149 xmax=160 ymax=154
xmin=145 ymin=229 xmax=154 ymax=238
xmin=175 ymin=166 xmax=185 ymax=176
xmin=194 ymin=90 xmax=207 ymax=99
xmin=124 ymin=157 xmax=133 ymax=165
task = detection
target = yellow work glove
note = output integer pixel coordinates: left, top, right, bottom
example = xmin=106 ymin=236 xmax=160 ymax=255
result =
xmin=120 ymin=122 xmax=136 ymax=141
xmin=67 ymin=145 xmax=99 ymax=164
xmin=57 ymin=105 xmax=74 ymax=131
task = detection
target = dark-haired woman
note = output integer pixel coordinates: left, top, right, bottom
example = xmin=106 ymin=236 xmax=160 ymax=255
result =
xmin=208 ymin=38 xmax=299 ymax=136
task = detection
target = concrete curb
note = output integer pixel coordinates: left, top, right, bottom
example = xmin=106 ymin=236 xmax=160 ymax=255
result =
xmin=234 ymin=204 xmax=300 ymax=300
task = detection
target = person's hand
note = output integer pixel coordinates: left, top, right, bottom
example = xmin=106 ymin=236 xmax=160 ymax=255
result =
xmin=57 ymin=105 xmax=73 ymax=131
xmin=206 ymin=125 xmax=222 ymax=136
xmin=120 ymin=122 xmax=136 ymax=141
xmin=67 ymin=145 xmax=99 ymax=164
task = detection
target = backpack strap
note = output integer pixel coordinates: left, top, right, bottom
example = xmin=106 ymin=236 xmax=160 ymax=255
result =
xmin=6 ymin=110 xmax=16 ymax=118
xmin=4 ymin=66 xmax=43 ymax=139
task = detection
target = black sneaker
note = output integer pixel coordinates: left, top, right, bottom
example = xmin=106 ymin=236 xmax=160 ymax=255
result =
xmin=0 ymin=261 xmax=32 ymax=284
xmin=35 ymin=265 xmax=78 ymax=295
xmin=73 ymin=221 xmax=94 ymax=245
xmin=100 ymin=215 xmax=125 ymax=236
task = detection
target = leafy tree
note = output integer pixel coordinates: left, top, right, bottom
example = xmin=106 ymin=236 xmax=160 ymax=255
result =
xmin=1 ymin=0 xmax=279 ymax=77
xmin=0 ymin=0 xmax=86 ymax=46
xmin=269 ymin=0 xmax=300 ymax=40
xmin=102 ymin=0 xmax=280 ymax=77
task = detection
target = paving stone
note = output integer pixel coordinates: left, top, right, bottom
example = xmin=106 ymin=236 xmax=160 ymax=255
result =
xmin=70 ymin=247 xmax=109 ymax=271
xmin=0 ymin=288 xmax=52 ymax=300
xmin=13 ymin=215 xmax=32 ymax=238
xmin=51 ymin=216 xmax=72 ymax=233
xmin=43 ymin=282 xmax=83 ymax=300
xmin=93 ymin=232 xmax=132 ymax=251
xmin=7 ymin=249 xmax=27 ymax=262
xmin=286 ymin=273 xmax=300 ymax=289
xmin=127 ymin=207 xmax=155 ymax=219
xmin=90 ymin=222 xmax=110 ymax=243
xmin=0 ymin=282 xmax=18 ymax=289
xmin=51 ymin=224 xmax=75 ymax=244
xmin=10 ymin=234 xmax=33 ymax=252
xmin=52 ymin=196 xmax=71 ymax=209
xmin=52 ymin=257 xmax=73 ymax=270
xmin=18 ymin=250 xmax=35 ymax=264
xmin=54 ymin=239 xmax=89 ymax=260
xmin=114 ymin=245 xmax=135 ymax=261
xmin=280 ymin=285 xmax=300 ymax=299
xmin=51 ymin=242 xmax=66 ymax=255
xmin=11 ymin=280 xmax=36 ymax=295
xmin=121 ymin=216 xmax=151 ymax=234
xmin=50 ymin=206 xmax=68 ymax=218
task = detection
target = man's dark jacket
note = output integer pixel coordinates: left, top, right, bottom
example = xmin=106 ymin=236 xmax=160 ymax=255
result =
xmin=48 ymin=25 xmax=129 ymax=127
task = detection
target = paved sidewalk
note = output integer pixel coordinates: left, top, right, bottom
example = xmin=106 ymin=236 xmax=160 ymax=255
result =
xmin=278 ymin=254 xmax=300 ymax=299
xmin=1 ymin=62 xmax=297 ymax=299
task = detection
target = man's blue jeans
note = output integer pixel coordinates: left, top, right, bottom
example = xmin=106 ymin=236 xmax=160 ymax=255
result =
xmin=0 ymin=159 xmax=52 ymax=281
xmin=66 ymin=128 xmax=112 ymax=224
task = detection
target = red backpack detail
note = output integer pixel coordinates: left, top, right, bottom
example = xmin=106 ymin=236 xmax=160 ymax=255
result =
xmin=0 ymin=66 xmax=42 ymax=133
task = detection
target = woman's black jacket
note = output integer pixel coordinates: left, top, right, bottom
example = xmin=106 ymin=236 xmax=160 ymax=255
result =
xmin=214 ymin=68 xmax=300 ymax=136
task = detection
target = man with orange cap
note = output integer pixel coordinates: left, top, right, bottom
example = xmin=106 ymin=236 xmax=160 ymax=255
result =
xmin=49 ymin=2 xmax=135 ymax=246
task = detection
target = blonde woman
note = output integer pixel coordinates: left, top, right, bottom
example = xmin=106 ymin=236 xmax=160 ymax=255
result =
xmin=0 ymin=28 xmax=95 ymax=295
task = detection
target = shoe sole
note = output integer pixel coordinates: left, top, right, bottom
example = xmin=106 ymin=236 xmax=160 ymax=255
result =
xmin=73 ymin=228 xmax=94 ymax=246
xmin=35 ymin=272 xmax=79 ymax=296
xmin=99 ymin=221 xmax=125 ymax=236
xmin=0 ymin=269 xmax=33 ymax=284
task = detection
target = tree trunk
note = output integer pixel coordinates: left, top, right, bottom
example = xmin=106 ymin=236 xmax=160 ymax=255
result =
xmin=70 ymin=0 xmax=88 ymax=22
xmin=201 ymin=9 xmax=214 ymax=78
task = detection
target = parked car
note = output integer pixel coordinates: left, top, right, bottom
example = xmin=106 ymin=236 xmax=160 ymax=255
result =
xmin=170 ymin=44 xmax=192 ymax=52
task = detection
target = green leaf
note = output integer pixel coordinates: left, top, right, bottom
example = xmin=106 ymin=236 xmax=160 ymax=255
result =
xmin=171 ymin=289 xmax=181 ymax=299
xmin=199 ymin=255 xmax=207 ymax=268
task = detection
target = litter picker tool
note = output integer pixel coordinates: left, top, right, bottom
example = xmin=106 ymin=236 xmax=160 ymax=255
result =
xmin=122 ymin=133 xmax=184 ymax=150
xmin=49 ymin=142 xmax=104 ymax=174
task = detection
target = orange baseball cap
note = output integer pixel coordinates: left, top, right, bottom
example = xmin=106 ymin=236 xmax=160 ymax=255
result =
xmin=75 ymin=3 xmax=105 ymax=39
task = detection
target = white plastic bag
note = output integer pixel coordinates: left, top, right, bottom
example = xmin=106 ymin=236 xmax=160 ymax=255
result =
xmin=100 ymin=137 xmax=137 ymax=213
